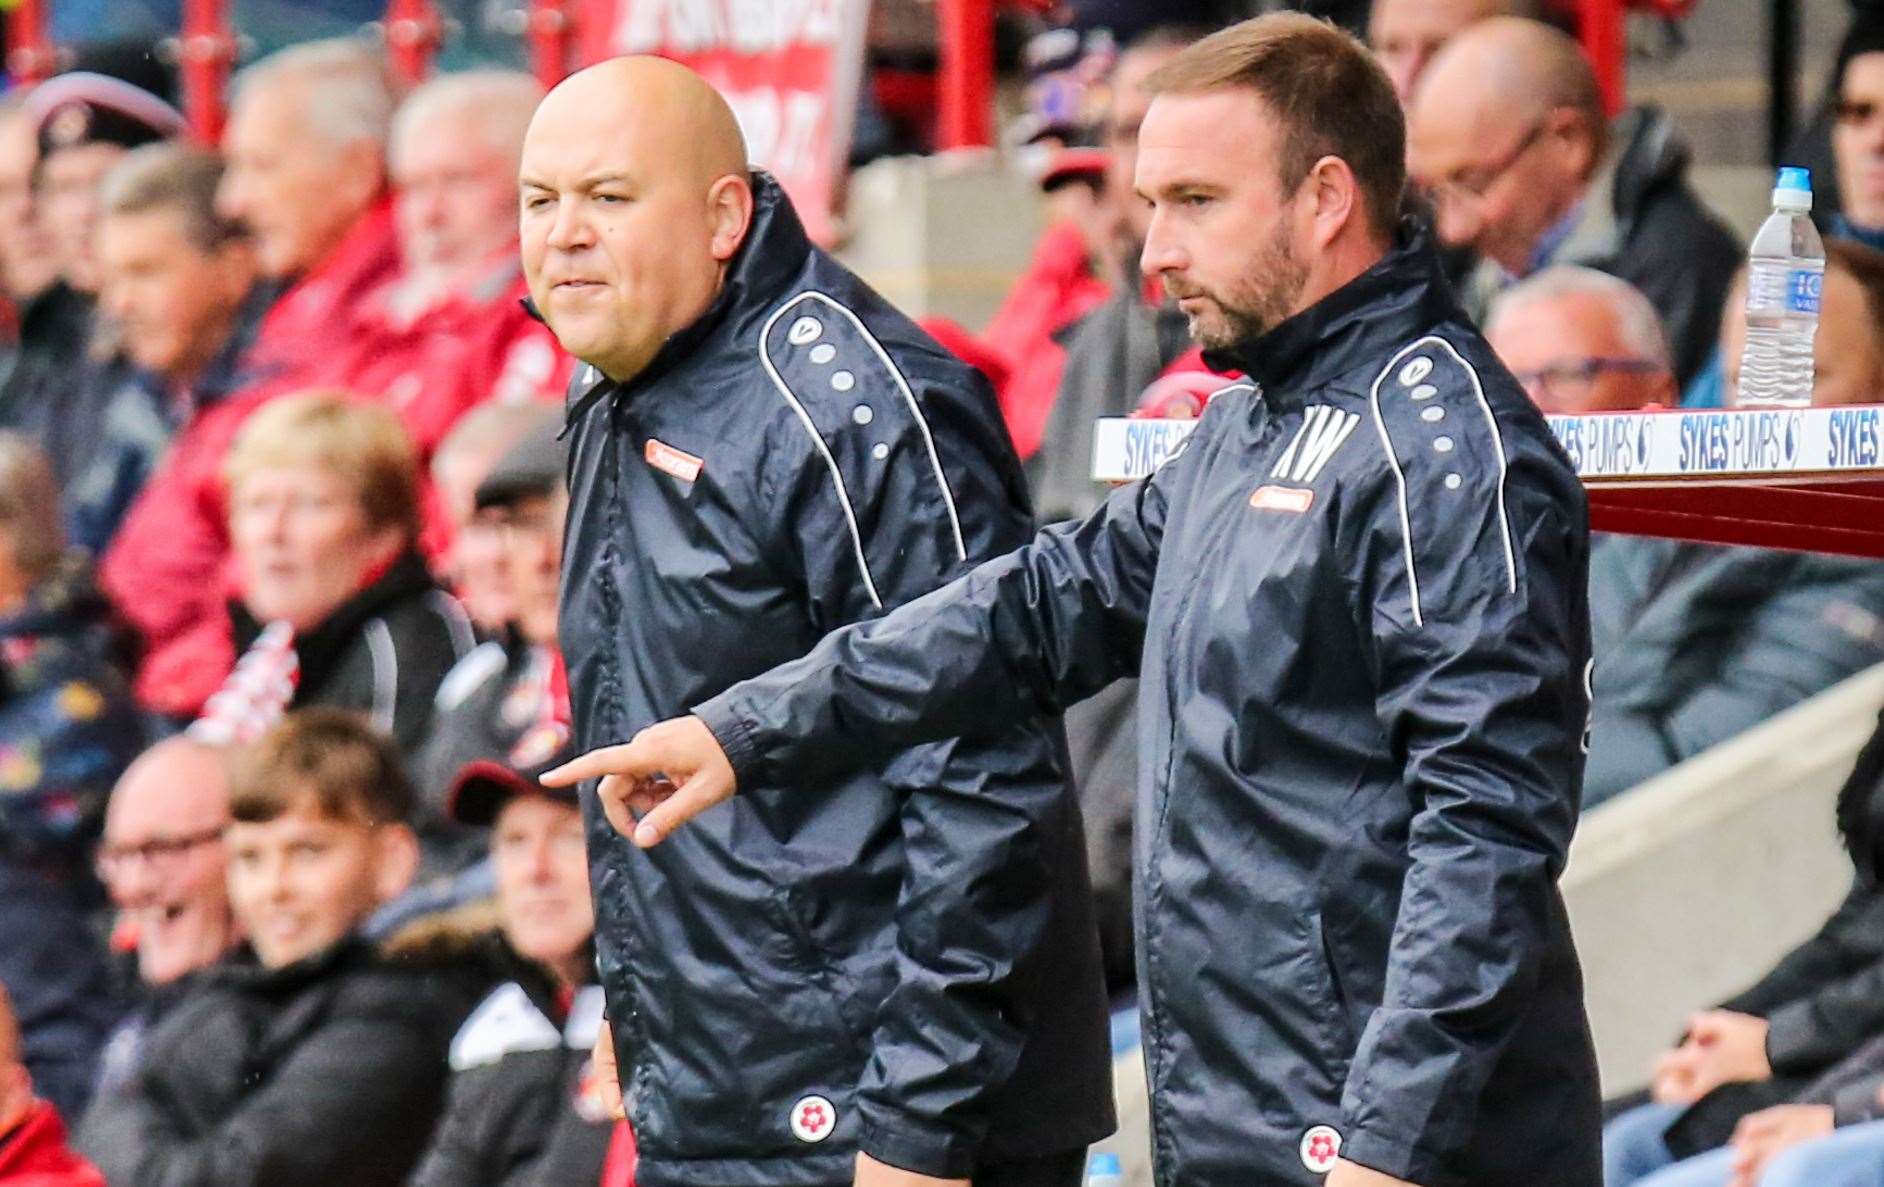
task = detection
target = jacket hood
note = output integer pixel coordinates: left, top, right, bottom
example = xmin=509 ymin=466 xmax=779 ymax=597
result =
xmin=1204 ymin=217 xmax=1457 ymax=397
xmin=1608 ymin=105 xmax=1693 ymax=227
xmin=231 ymin=549 xmax=439 ymax=684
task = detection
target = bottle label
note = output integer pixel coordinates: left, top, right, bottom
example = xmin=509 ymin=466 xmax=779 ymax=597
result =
xmin=1788 ymin=269 xmax=1823 ymax=315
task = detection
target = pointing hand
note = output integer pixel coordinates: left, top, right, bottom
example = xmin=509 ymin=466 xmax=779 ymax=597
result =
xmin=541 ymin=715 xmax=737 ymax=847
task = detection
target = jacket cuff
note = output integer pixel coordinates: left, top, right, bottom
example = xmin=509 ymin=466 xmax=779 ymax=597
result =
xmin=1337 ymin=1124 xmax=1439 ymax=1184
xmin=1833 ymin=1077 xmax=1884 ymax=1126
xmin=692 ymin=695 xmax=764 ymax=787
xmin=855 ymin=1107 xmax=979 ymax=1181
xmin=1764 ymin=1002 xmax=1820 ymax=1074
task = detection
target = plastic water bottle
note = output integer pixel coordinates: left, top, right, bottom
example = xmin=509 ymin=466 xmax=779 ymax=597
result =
xmin=1084 ymin=1152 xmax=1123 ymax=1186
xmin=1737 ymin=166 xmax=1824 ymax=408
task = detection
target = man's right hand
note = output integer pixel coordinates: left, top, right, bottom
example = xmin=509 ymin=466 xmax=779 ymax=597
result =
xmin=541 ymin=714 xmax=737 ymax=847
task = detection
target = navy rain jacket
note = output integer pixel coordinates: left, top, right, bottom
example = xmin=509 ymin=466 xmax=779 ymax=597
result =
xmin=558 ymin=173 xmax=1114 ymax=1187
xmin=696 ymin=223 xmax=1603 ymax=1186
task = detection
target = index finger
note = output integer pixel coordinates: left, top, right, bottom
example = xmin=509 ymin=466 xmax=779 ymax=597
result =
xmin=541 ymin=741 xmax=657 ymax=788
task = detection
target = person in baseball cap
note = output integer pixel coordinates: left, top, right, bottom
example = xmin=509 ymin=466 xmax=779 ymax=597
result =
xmin=411 ymin=414 xmax=567 ymax=875
xmin=29 ymin=71 xmax=184 ymax=295
xmin=412 ymin=710 xmax=612 ymax=1187
xmin=444 ymin=709 xmax=578 ymax=832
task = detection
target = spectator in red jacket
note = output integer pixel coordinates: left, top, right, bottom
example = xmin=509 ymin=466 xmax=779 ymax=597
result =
xmin=101 ymin=39 xmax=401 ymax=719
xmin=0 ymin=984 xmax=103 ymax=1187
xmin=336 ymin=71 xmax=567 ymax=460
xmin=974 ymin=149 xmax=1115 ymax=460
xmin=218 ymin=38 xmax=400 ymax=379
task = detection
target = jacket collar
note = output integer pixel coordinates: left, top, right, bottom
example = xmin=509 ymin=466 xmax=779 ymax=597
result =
xmin=1205 ymin=218 xmax=1458 ymax=400
xmin=231 ymin=549 xmax=437 ymax=681
xmin=563 ymin=170 xmax=812 ymax=429
xmin=213 ymin=933 xmax=375 ymax=994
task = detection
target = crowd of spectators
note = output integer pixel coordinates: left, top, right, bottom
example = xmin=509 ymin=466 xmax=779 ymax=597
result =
xmin=0 ymin=1 xmax=1881 ymax=1184
xmin=0 ymin=32 xmax=625 ymax=1187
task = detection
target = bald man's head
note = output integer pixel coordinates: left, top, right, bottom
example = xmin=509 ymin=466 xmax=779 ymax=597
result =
xmin=521 ymin=58 xmax=755 ymax=382
xmin=1367 ymin=0 xmax=1528 ymax=106
xmin=1406 ymin=17 xmax=1606 ymax=273
xmin=103 ymin=736 xmax=238 ymax=985
xmin=1419 ymin=18 xmax=1604 ymax=131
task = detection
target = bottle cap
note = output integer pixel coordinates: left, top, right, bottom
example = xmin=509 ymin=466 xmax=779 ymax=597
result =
xmin=1773 ymin=166 xmax=1813 ymax=210
xmin=1087 ymin=1153 xmax=1123 ymax=1176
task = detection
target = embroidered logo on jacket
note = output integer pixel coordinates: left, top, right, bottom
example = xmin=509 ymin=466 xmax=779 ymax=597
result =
xmin=644 ymin=438 xmax=703 ymax=483
xmin=1249 ymin=485 xmax=1316 ymax=514
xmin=790 ymin=1095 xmax=836 ymax=1142
xmin=1272 ymin=404 xmax=1360 ymax=485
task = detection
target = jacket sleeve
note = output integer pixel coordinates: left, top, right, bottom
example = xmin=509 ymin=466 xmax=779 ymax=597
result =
xmin=1586 ymin=558 xmax=1884 ymax=800
xmin=1764 ymin=948 xmax=1884 ymax=1075
xmin=1796 ymin=1034 xmax=1884 ymax=1125
xmin=706 ymin=309 xmax=1141 ymax=1175
xmin=695 ymin=361 xmax=1213 ymax=794
xmin=386 ymin=593 xmax=477 ymax=759
xmin=120 ymin=1009 xmax=448 ymax=1187
xmin=1334 ymin=354 xmax=1591 ymax=1182
xmin=1717 ymin=879 xmax=1884 ymax=1018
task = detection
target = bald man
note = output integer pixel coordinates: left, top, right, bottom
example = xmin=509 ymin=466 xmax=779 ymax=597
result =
xmin=1366 ymin=0 xmax=1528 ymax=107
xmin=1407 ymin=17 xmax=1738 ymax=386
xmin=521 ymin=58 xmax=1113 ymax=1187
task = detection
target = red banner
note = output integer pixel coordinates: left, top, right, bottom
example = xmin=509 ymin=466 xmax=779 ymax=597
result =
xmin=581 ymin=0 xmax=871 ymax=246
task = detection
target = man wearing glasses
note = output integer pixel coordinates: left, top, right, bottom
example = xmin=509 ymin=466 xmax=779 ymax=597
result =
xmin=1407 ymin=16 xmax=1738 ymax=388
xmin=1483 ymin=264 xmax=1678 ymax=415
xmin=74 ymin=737 xmax=238 ymax=1166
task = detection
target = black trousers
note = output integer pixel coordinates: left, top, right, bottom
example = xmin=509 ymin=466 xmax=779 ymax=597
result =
xmin=974 ymin=1149 xmax=1088 ymax=1187
xmin=725 ymin=1149 xmax=1089 ymax=1187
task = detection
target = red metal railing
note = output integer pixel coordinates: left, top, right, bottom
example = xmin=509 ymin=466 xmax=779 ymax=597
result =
xmin=937 ymin=0 xmax=994 ymax=151
xmin=1580 ymin=0 xmax=1627 ymax=117
xmin=5 ymin=0 xmax=56 ymax=88
xmin=0 ymin=0 xmax=1660 ymax=171
xmin=178 ymin=0 xmax=238 ymax=143
xmin=383 ymin=0 xmax=443 ymax=87
xmin=524 ymin=0 xmax=578 ymax=91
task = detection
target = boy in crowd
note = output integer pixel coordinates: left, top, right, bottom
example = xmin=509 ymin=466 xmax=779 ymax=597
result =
xmin=89 ymin=709 xmax=489 ymax=1187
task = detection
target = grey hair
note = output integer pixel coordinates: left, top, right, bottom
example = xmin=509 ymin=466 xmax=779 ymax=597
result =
xmin=230 ymin=38 xmax=395 ymax=151
xmin=1487 ymin=264 xmax=1673 ymax=369
xmin=390 ymin=70 xmax=542 ymax=175
xmin=0 ymin=432 xmax=64 ymax=581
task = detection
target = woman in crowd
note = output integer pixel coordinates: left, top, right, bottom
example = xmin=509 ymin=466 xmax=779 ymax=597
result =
xmin=192 ymin=392 xmax=474 ymax=755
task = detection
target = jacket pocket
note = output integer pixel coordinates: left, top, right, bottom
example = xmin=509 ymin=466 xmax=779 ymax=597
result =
xmin=769 ymin=887 xmax=878 ymax=1048
xmin=1303 ymin=910 xmax=1357 ymax=1069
